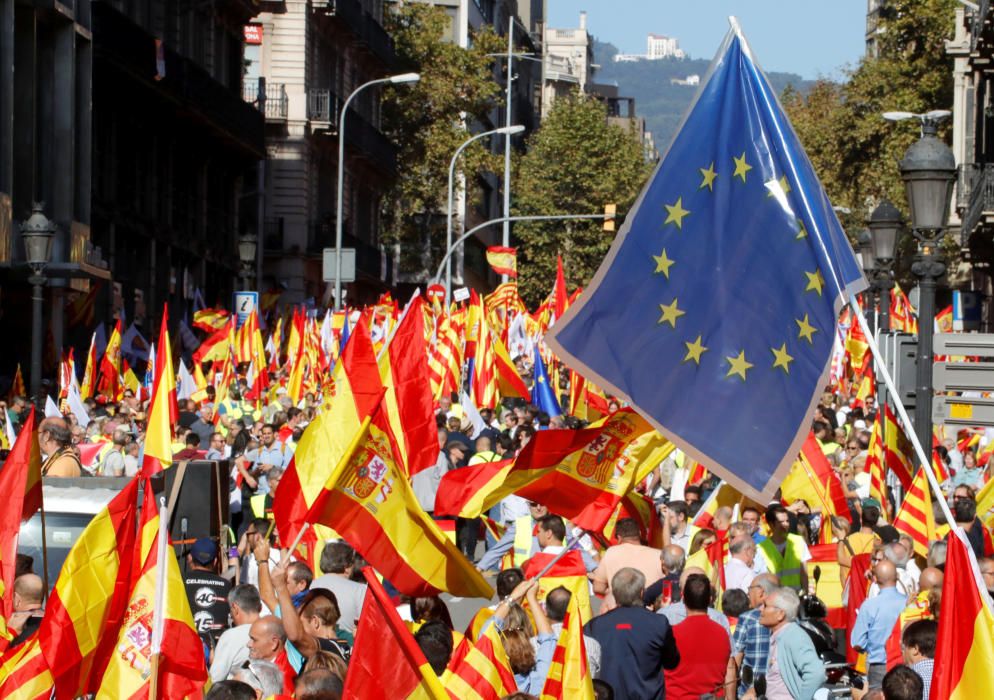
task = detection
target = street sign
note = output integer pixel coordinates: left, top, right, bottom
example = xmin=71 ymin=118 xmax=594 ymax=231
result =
xmin=953 ymin=290 xmax=983 ymax=331
xmin=933 ymin=395 xmax=994 ymax=427
xmin=426 ymin=284 xmax=446 ymax=304
xmin=233 ymin=291 xmax=258 ymax=329
xmin=878 ymin=331 xmax=917 ymax=410
xmin=321 ymin=248 xmax=356 ymax=283
xmin=934 ymin=332 xmax=994 ymax=357
xmin=933 ymin=361 xmax=994 ymax=392
xmin=453 ymin=287 xmax=470 ymax=303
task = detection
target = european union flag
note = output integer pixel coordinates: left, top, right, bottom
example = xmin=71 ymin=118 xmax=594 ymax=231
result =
xmin=546 ymin=24 xmax=865 ymax=500
xmin=532 ymin=346 xmax=563 ymax=418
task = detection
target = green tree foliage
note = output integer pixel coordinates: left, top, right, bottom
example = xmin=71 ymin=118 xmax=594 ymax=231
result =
xmin=512 ymin=93 xmax=652 ymax=306
xmin=782 ymin=0 xmax=957 ymax=267
xmin=381 ymin=4 xmax=504 ymax=274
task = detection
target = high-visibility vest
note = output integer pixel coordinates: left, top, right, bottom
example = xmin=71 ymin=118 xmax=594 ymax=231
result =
xmin=758 ymin=534 xmax=806 ymax=589
xmin=250 ymin=494 xmax=272 ymax=520
xmin=502 ymin=515 xmax=537 ymax=570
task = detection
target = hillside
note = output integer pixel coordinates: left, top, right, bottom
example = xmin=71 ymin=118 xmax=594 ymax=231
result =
xmin=593 ymin=40 xmax=815 ymax=153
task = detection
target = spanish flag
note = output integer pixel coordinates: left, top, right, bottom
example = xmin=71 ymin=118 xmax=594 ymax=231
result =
xmin=780 ymin=432 xmax=849 ymax=518
xmin=7 ymin=364 xmax=25 ymax=402
xmin=305 ymin=410 xmax=492 ymax=598
xmin=80 ymin=334 xmax=98 ymax=401
xmin=142 ymin=310 xmax=177 ymax=476
xmin=539 ymin=593 xmax=595 ymax=700
xmin=31 ymin=478 xmax=141 ymax=697
xmin=378 ymin=296 xmax=440 ymax=477
xmin=95 ymin=480 xmax=207 ymax=698
xmin=343 ymin=569 xmax=448 ymax=699
xmin=930 ymin=528 xmax=994 ymax=699
xmin=892 ymin=468 xmax=938 ymax=559
xmin=485 ymin=246 xmax=517 ymax=278
xmin=97 ymin=320 xmax=123 ymax=400
xmin=427 ymin=315 xmax=464 ymax=403
xmin=0 ymin=407 xmax=43 ymax=651
xmin=273 ymin=315 xmax=384 ymax=549
xmin=192 ymin=307 xmax=229 ymax=333
xmin=523 ymin=551 xmax=593 ymax=624
xmin=442 ymin=622 xmax=516 ymax=700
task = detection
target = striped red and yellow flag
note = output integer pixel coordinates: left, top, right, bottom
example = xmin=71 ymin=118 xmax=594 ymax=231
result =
xmin=889 ymin=285 xmax=918 ymax=334
xmin=471 ymin=316 xmax=499 ymax=410
xmin=893 ymin=467 xmax=937 ymax=559
xmin=492 ymin=330 xmax=530 ymax=402
xmin=485 ymin=246 xmax=517 ymax=278
xmin=930 ymin=528 xmax=994 ymax=699
xmin=32 ymin=478 xmax=141 ymax=697
xmin=442 ymin=621 xmax=516 ymax=700
xmin=274 ymin=315 xmax=384 ymax=550
xmin=0 ymin=636 xmax=53 ymax=699
xmin=98 ymin=320 xmax=123 ymax=401
xmin=781 ymin=432 xmax=849 ymax=518
xmin=878 ymin=405 xmax=914 ymax=490
xmin=539 ymin=593 xmax=595 ymax=700
xmin=7 ymin=364 xmax=25 ymax=402
xmin=865 ymin=414 xmax=890 ymax=520
xmin=192 ymin=307 xmax=229 ymax=333
xmin=95 ymin=480 xmax=206 ymax=698
xmin=343 ymin=569 xmax=448 ymax=699
xmin=80 ymin=333 xmax=98 ymax=401
xmin=378 ymin=297 xmax=440 ymax=477
xmin=523 ymin=551 xmax=593 ymax=624
xmin=305 ymin=410 xmax=492 ymax=598
xmin=428 ymin=315 xmax=463 ymax=404
xmin=142 ymin=310 xmax=177 ymax=476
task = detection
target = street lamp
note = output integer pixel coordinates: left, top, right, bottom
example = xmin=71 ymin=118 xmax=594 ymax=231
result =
xmin=867 ymin=199 xmax=903 ymax=334
xmin=238 ymin=233 xmax=258 ymax=290
xmin=857 ymin=228 xmax=877 ymax=334
xmin=334 ymin=72 xmax=420 ymax=311
xmin=20 ymin=202 xmax=56 ymax=400
xmin=895 ymin=115 xmax=956 ymax=457
xmin=446 ymin=124 xmax=525 ymax=300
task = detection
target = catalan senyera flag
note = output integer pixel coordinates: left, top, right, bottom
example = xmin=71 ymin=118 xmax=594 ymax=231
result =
xmin=80 ymin=333 xmax=98 ymax=401
xmin=32 ymin=477 xmax=141 ymax=698
xmin=97 ymin=320 xmax=123 ymax=400
xmin=141 ymin=310 xmax=176 ymax=476
xmin=930 ymin=528 xmax=994 ymax=700
xmin=471 ymin=316 xmax=500 ymax=410
xmin=343 ymin=569 xmax=448 ymax=700
xmin=0 ymin=636 xmax=53 ymax=699
xmin=892 ymin=467 xmax=938 ymax=559
xmin=879 ymin=404 xmax=914 ymax=490
xmin=539 ymin=592 xmax=595 ymax=700
xmin=485 ymin=246 xmax=517 ymax=278
xmin=781 ymin=432 xmax=849 ymax=519
xmin=305 ymin=409 xmax=492 ymax=598
xmin=435 ymin=409 xmax=655 ymax=532
xmin=441 ymin=622 xmax=516 ymax=700
xmin=273 ymin=315 xmax=384 ymax=549
xmin=428 ymin=315 xmax=463 ymax=403
xmin=96 ymin=480 xmax=206 ymax=698
xmin=0 ymin=408 xmax=43 ymax=651
xmin=378 ymin=297 xmax=439 ymax=477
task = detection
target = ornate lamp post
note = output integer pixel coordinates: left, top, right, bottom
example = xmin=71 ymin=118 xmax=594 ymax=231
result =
xmin=238 ymin=233 xmax=258 ymax=290
xmin=20 ymin=203 xmax=56 ymax=400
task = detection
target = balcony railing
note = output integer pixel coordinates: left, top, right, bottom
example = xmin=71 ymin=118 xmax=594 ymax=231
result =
xmin=307 ymin=89 xmax=337 ymax=125
xmin=314 ymin=0 xmax=396 ymax=66
xmin=963 ymin=163 xmax=994 ymax=244
xmin=307 ymin=87 xmax=396 ymax=172
xmin=243 ymin=79 xmax=289 ymax=121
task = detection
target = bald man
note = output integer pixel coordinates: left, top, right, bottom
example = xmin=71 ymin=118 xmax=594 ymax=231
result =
xmin=38 ymin=417 xmax=82 ymax=477
xmin=9 ymin=573 xmax=44 ymax=647
xmin=247 ymin=616 xmax=294 ymax=694
xmin=852 ymin=559 xmax=909 ymax=690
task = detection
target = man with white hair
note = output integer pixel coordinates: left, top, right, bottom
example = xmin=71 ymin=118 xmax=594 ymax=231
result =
xmin=724 ymin=537 xmax=758 ymax=593
xmin=756 ymin=587 xmax=826 ymax=699
xmin=233 ymin=659 xmax=284 ymax=699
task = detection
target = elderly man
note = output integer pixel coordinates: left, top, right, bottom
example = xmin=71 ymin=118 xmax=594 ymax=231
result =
xmin=584 ymin=568 xmax=680 ymax=699
xmin=658 ymin=566 xmax=731 ymax=633
xmin=851 ymin=559 xmax=908 ymax=690
xmin=643 ymin=544 xmax=687 ymax=608
xmin=754 ymin=587 xmax=825 ymax=700
xmin=725 ymin=537 xmax=758 ymax=593
xmin=233 ymin=659 xmax=284 ymax=699
xmin=209 ymin=584 xmax=263 ymax=683
xmin=733 ymin=573 xmax=779 ymax=697
xmin=38 ymin=417 xmax=82 ymax=477
xmin=246 ymin=616 xmax=295 ymax=694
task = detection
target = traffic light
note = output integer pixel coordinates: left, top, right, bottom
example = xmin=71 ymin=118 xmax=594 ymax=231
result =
xmin=603 ymin=203 xmax=617 ymax=232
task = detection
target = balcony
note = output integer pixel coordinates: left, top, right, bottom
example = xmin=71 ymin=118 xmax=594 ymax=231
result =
xmin=307 ymin=87 xmax=396 ymax=173
xmin=313 ymin=0 xmax=396 ymax=67
xmin=243 ymin=79 xmax=289 ymax=121
xmin=307 ymin=89 xmax=337 ymax=126
xmin=963 ymin=163 xmax=994 ymax=245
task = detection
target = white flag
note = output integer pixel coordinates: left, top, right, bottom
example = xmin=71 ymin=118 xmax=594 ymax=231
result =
xmin=459 ymin=392 xmax=487 ymax=440
xmin=177 ymin=359 xmax=197 ymax=401
xmin=67 ymin=382 xmax=91 ymax=427
xmin=44 ymin=395 xmax=62 ymax=419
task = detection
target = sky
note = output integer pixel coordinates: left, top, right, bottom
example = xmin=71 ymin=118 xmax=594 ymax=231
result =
xmin=547 ymin=1 xmax=868 ymax=80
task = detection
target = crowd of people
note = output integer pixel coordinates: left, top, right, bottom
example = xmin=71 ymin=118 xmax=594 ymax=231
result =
xmin=0 ymin=364 xmax=985 ymax=700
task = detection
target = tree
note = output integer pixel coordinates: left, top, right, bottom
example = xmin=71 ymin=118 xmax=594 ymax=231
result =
xmin=782 ymin=0 xmax=958 ymax=275
xmin=512 ymin=93 xmax=651 ymax=306
xmin=381 ymin=4 xmax=505 ymax=277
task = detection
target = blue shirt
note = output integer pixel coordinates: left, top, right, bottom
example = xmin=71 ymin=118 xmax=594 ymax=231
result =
xmin=250 ymin=441 xmax=288 ymax=494
xmin=733 ymin=607 xmax=771 ymax=688
xmin=850 ymin=586 xmax=907 ymax=664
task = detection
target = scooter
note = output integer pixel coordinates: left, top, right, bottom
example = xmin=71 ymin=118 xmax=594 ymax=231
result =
xmin=798 ymin=566 xmax=864 ymax=698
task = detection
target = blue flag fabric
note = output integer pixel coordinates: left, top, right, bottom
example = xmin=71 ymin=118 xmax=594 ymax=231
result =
xmin=532 ymin=346 xmax=563 ymax=418
xmin=546 ymin=26 xmax=865 ymax=500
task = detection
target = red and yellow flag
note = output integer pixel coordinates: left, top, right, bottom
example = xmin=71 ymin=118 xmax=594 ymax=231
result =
xmin=96 ymin=480 xmax=207 ymax=698
xmin=781 ymin=432 xmax=849 ymax=519
xmin=98 ymin=320 xmax=123 ymax=400
xmin=0 ymin=636 xmax=53 ymax=699
xmin=892 ymin=467 xmax=938 ymax=559
xmin=930 ymin=529 xmax=994 ymax=699
xmin=7 ymin=364 xmax=25 ymax=401
xmin=305 ymin=410 xmax=492 ymax=598
xmin=442 ymin=622 xmax=516 ymax=700
xmin=0 ymin=407 xmax=43 ymax=651
xmin=273 ymin=315 xmax=384 ymax=549
xmin=539 ymin=593 xmax=595 ymax=700
xmin=377 ymin=297 xmax=439 ymax=477
xmin=427 ymin=315 xmax=463 ymax=404
xmin=192 ymin=307 xmax=229 ymax=333
xmin=485 ymin=246 xmax=517 ymax=278
xmin=523 ymin=551 xmax=593 ymax=624
xmin=889 ymin=285 xmax=918 ymax=334
xmin=343 ymin=569 xmax=448 ymax=699
xmin=142 ymin=310 xmax=177 ymax=476
xmin=80 ymin=334 xmax=98 ymax=401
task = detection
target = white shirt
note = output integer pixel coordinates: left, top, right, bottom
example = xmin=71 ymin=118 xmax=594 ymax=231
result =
xmin=242 ymin=549 xmax=281 ymax=588
xmin=500 ymin=494 xmax=531 ymax=524
xmin=724 ymin=557 xmax=757 ymax=592
xmin=209 ymin=622 xmax=251 ymax=682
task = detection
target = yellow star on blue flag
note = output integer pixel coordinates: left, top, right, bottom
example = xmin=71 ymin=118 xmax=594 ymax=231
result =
xmin=546 ymin=22 xmax=866 ymax=501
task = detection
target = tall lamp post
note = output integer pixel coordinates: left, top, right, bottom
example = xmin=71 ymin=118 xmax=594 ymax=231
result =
xmin=334 ymin=72 xmax=420 ymax=311
xmin=857 ymin=228 xmax=877 ymax=335
xmin=867 ymin=200 xmax=902 ymax=335
xmin=21 ymin=203 xmax=56 ymax=401
xmin=896 ymin=117 xmax=956 ymax=457
xmin=445 ymin=124 xmax=525 ymax=300
xmin=238 ymin=233 xmax=258 ymax=290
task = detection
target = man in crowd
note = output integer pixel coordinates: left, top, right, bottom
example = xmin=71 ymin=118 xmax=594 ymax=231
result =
xmin=758 ymin=504 xmax=810 ymax=591
xmin=658 ymin=566 xmax=731 ymax=634
xmin=733 ymin=573 xmax=779 ymax=696
xmin=7 ymin=573 xmax=45 ymax=648
xmin=724 ymin=536 xmax=758 ymax=593
xmin=643 ymin=544 xmax=686 ymax=608
xmin=312 ymin=542 xmax=367 ymax=634
xmin=755 ymin=587 xmax=826 ymax=699
xmin=662 ymin=501 xmax=691 ymax=552
xmin=476 ymin=500 xmax=549 ymax=572
xmin=592 ymin=518 xmax=663 ymax=611
xmin=852 ymin=559 xmax=908 ymax=690
xmin=246 ymin=616 xmax=295 ymax=694
xmin=584 ymin=568 xmax=680 ymax=699
xmin=542 ymin=587 xmax=601 ymax=677
xmin=901 ymin=619 xmax=936 ymax=699
xmin=184 ymin=537 xmax=231 ymax=644
xmin=210 ymin=584 xmax=263 ymax=682
xmin=664 ymin=573 xmax=735 ymax=698
xmin=38 ymin=416 xmax=82 ymax=477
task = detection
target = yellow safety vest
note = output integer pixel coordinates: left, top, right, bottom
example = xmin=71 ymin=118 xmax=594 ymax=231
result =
xmin=758 ymin=534 xmax=806 ymax=589
xmin=502 ymin=515 xmax=537 ymax=570
xmin=250 ymin=494 xmax=271 ymax=520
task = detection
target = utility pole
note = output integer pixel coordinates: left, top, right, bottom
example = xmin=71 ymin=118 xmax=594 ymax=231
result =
xmin=502 ymin=15 xmax=514 ymax=284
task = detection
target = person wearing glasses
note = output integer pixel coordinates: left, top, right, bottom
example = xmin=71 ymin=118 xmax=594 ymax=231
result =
xmin=754 ymin=587 xmax=825 ymax=700
xmin=732 ymin=573 xmax=779 ymax=697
